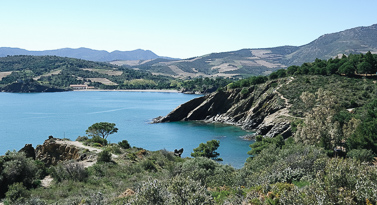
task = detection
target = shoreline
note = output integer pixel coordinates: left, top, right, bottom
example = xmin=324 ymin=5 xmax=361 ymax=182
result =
xmin=72 ymin=89 xmax=181 ymax=93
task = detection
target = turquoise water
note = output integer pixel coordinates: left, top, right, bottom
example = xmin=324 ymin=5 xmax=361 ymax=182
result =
xmin=0 ymin=91 xmax=252 ymax=168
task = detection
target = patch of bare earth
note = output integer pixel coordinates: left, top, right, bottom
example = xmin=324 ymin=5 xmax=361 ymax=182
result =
xmin=254 ymin=60 xmax=282 ymax=68
xmin=0 ymin=71 xmax=12 ymax=80
xmin=87 ymin=78 xmax=118 ymax=85
xmin=82 ymin=68 xmax=123 ymax=76
xmin=110 ymin=60 xmax=141 ymax=66
xmin=211 ymin=63 xmax=239 ymax=73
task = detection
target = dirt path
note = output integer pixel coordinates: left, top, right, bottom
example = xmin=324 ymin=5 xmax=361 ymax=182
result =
xmin=274 ymin=77 xmax=293 ymax=108
xmin=41 ymin=140 xmax=118 ymax=188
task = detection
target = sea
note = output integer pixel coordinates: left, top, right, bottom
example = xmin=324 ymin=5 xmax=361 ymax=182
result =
xmin=0 ymin=91 xmax=253 ymax=168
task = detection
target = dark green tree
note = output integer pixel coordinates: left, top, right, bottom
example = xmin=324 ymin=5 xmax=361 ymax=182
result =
xmin=191 ymin=140 xmax=223 ymax=161
xmin=86 ymin=122 xmax=118 ymax=140
xmin=357 ymin=61 xmax=373 ymax=74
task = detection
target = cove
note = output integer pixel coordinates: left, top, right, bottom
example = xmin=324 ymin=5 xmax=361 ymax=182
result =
xmin=0 ymin=91 xmax=252 ymax=168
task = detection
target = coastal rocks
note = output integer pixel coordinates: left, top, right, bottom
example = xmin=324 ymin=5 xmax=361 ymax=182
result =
xmin=118 ymin=189 xmax=135 ymax=198
xmin=155 ymin=81 xmax=293 ymax=138
xmin=174 ymin=148 xmax=184 ymax=157
xmin=35 ymin=138 xmax=81 ymax=166
xmin=19 ymin=144 xmax=36 ymax=159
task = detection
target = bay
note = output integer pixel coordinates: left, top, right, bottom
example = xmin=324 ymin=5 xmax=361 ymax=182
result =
xmin=0 ymin=91 xmax=252 ymax=168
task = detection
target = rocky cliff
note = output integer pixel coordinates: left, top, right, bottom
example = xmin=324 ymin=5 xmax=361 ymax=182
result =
xmin=155 ymin=80 xmax=293 ymax=138
xmin=35 ymin=138 xmax=81 ymax=166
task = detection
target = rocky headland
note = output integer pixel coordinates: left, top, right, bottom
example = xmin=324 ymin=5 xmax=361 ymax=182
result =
xmin=154 ymin=79 xmax=294 ymax=139
xmin=1 ymin=80 xmax=68 ymax=93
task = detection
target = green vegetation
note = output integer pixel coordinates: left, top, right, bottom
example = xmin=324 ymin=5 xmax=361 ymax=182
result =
xmin=3 ymin=53 xmax=377 ymax=203
xmin=86 ymin=122 xmax=118 ymax=140
xmin=191 ymin=139 xmax=223 ymax=161
xmin=0 ymin=55 xmax=235 ymax=93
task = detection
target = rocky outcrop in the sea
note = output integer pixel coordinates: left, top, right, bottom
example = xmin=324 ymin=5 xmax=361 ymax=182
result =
xmin=35 ymin=138 xmax=81 ymax=166
xmin=155 ymin=80 xmax=292 ymax=138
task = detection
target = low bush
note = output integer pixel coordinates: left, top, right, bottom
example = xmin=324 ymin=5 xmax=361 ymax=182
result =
xmin=0 ymin=151 xmax=39 ymax=198
xmin=140 ymin=159 xmax=157 ymax=172
xmin=50 ymin=162 xmax=88 ymax=182
xmin=174 ymin=157 xmax=235 ymax=187
xmin=87 ymin=136 xmax=108 ymax=146
xmin=347 ymin=149 xmax=375 ymax=162
xmin=75 ymin=136 xmax=88 ymax=142
xmin=97 ymin=150 xmax=112 ymax=163
xmin=106 ymin=144 xmax=122 ymax=154
xmin=118 ymin=140 xmax=131 ymax=149
xmin=5 ymin=182 xmax=30 ymax=204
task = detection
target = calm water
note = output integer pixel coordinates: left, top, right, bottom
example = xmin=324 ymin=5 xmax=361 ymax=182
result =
xmin=0 ymin=91 xmax=252 ymax=168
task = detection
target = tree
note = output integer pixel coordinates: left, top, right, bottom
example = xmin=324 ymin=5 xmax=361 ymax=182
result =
xmin=86 ymin=122 xmax=118 ymax=140
xmin=191 ymin=140 xmax=222 ymax=161
xmin=357 ymin=61 xmax=373 ymax=74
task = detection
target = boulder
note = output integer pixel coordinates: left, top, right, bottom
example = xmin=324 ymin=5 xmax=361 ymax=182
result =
xmin=19 ymin=144 xmax=36 ymax=159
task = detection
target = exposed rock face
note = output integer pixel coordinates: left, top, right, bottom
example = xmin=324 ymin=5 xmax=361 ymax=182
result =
xmin=19 ymin=144 xmax=36 ymax=159
xmin=35 ymin=138 xmax=81 ymax=166
xmin=155 ymin=81 xmax=292 ymax=138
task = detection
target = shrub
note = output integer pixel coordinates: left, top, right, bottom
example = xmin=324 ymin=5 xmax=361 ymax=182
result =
xmin=97 ymin=150 xmax=112 ymax=163
xmin=241 ymin=88 xmax=249 ymax=95
xmin=167 ymin=175 xmax=213 ymax=204
xmin=118 ymin=140 xmax=131 ymax=149
xmin=106 ymin=144 xmax=122 ymax=154
xmin=5 ymin=182 xmax=30 ymax=203
xmin=128 ymin=177 xmax=213 ymax=205
xmin=76 ymin=136 xmax=88 ymax=142
xmin=347 ymin=149 xmax=375 ymax=162
xmin=174 ymin=157 xmax=235 ymax=187
xmin=0 ymin=151 xmax=39 ymax=197
xmin=129 ymin=179 xmax=168 ymax=204
xmin=50 ymin=162 xmax=88 ymax=182
xmin=88 ymin=136 xmax=108 ymax=146
xmin=141 ymin=159 xmax=157 ymax=172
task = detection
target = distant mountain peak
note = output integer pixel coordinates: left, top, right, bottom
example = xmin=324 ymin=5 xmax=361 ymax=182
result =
xmin=0 ymin=47 xmax=162 ymax=62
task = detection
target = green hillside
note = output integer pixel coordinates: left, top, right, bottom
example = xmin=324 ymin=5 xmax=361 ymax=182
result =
xmin=0 ymin=55 xmax=233 ymax=93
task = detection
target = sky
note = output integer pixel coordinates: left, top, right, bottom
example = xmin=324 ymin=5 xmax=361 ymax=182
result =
xmin=1 ymin=0 xmax=376 ymax=59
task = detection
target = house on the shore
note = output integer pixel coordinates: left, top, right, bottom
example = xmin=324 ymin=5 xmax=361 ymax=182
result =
xmin=69 ymin=84 xmax=94 ymax=90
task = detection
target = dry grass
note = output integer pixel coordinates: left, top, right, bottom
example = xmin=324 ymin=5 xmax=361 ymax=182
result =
xmin=0 ymin=71 xmax=12 ymax=80
xmin=33 ymin=70 xmax=62 ymax=80
xmin=82 ymin=68 xmax=123 ymax=76
xmin=87 ymin=78 xmax=118 ymax=85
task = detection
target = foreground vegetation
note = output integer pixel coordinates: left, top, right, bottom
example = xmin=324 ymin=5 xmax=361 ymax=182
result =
xmin=1 ymin=52 xmax=377 ymax=204
xmin=1 ymin=136 xmax=376 ymax=204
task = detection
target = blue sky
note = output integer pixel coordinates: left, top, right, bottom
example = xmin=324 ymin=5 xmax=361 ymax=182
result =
xmin=1 ymin=0 xmax=376 ymax=58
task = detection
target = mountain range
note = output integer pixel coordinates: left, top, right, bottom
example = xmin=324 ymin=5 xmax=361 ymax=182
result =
xmin=0 ymin=47 xmax=161 ymax=62
xmin=1 ymin=24 xmax=376 ymax=78
xmin=118 ymin=24 xmax=377 ymax=78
